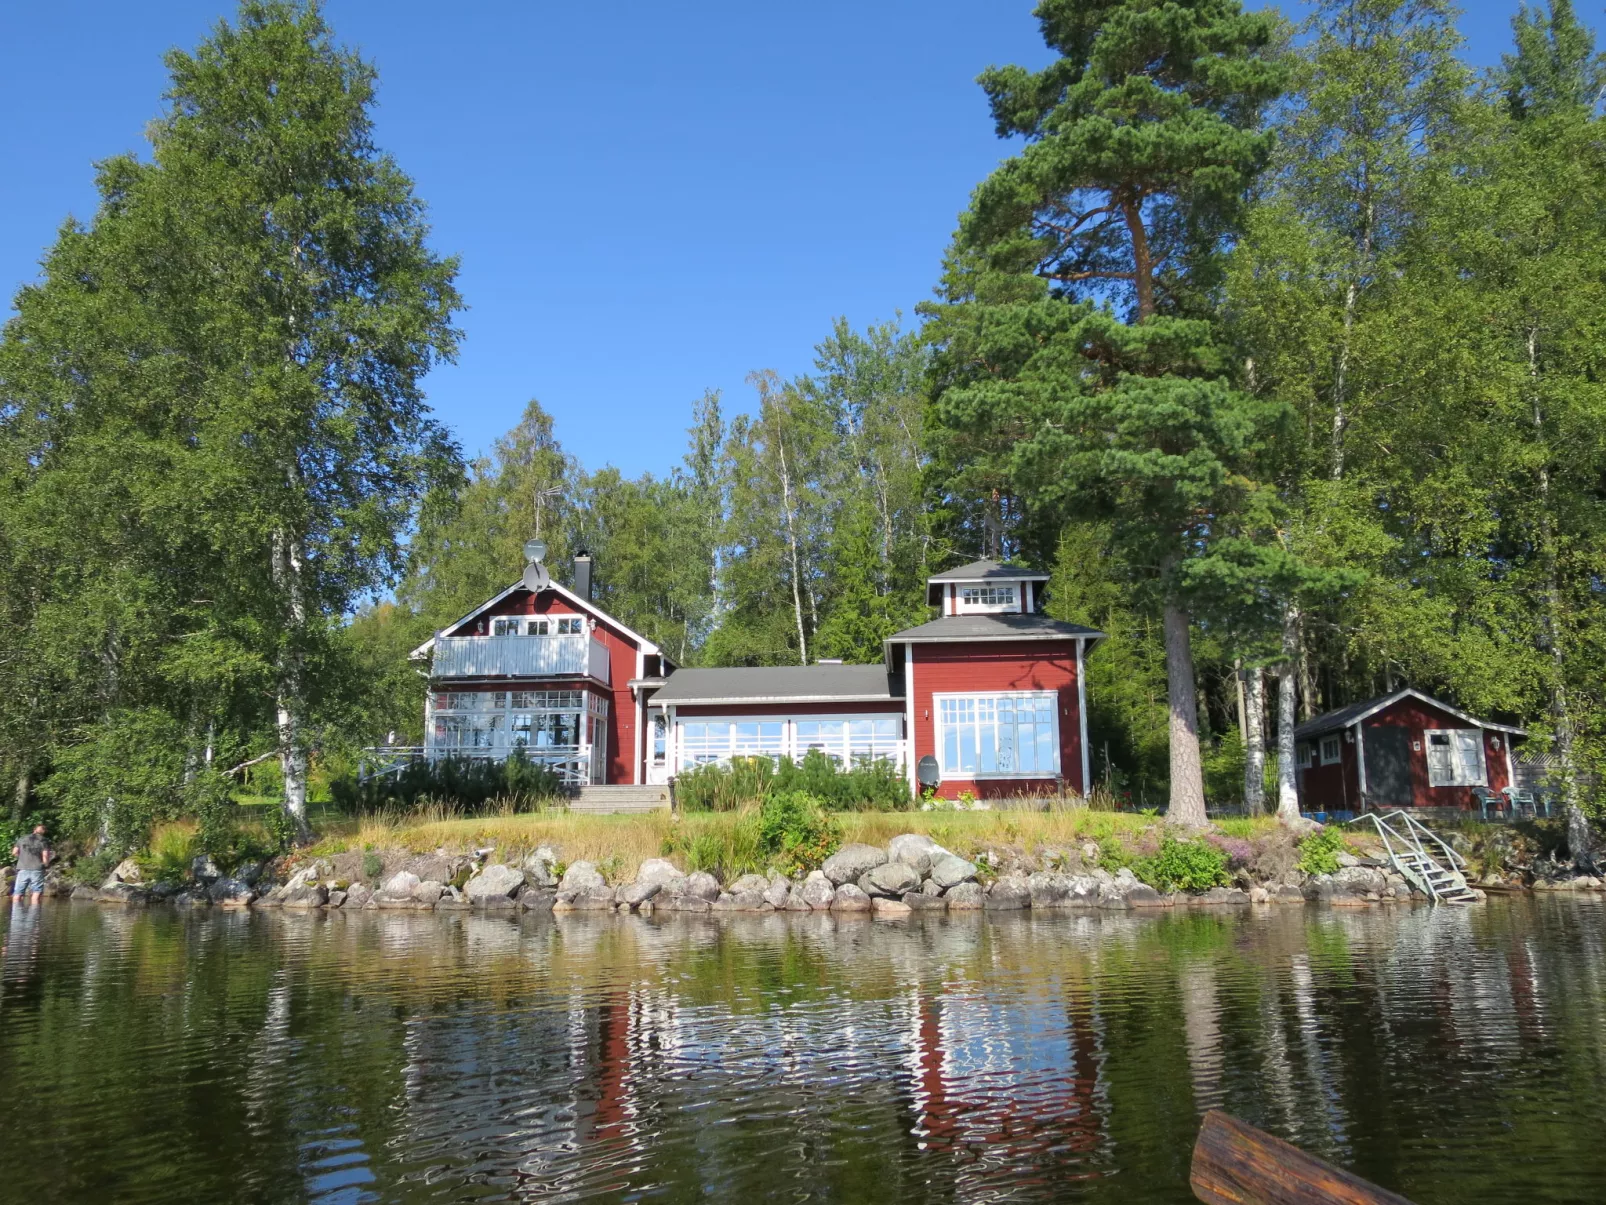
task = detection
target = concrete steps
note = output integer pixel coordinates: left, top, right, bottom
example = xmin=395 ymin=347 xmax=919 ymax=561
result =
xmin=568 ymin=784 xmax=672 ymax=814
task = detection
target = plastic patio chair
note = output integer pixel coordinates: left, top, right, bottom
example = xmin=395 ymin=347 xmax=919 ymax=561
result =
xmin=1471 ymin=787 xmax=1500 ymax=821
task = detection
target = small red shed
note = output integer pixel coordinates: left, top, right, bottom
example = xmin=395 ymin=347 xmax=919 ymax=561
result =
xmin=1294 ymin=688 xmax=1525 ymax=813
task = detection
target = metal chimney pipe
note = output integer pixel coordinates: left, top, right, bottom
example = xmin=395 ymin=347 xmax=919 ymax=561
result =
xmin=573 ymin=552 xmax=593 ymax=601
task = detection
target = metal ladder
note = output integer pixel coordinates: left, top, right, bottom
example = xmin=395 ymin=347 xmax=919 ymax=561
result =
xmin=1353 ymin=810 xmax=1479 ymax=904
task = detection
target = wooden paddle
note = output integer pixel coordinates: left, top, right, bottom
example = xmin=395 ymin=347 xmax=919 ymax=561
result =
xmin=1191 ymin=1110 xmax=1417 ymax=1205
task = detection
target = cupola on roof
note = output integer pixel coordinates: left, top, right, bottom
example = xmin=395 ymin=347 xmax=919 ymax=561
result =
xmin=925 ymin=559 xmax=1049 ymax=606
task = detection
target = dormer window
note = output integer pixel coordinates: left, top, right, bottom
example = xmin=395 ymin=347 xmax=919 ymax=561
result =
xmin=958 ymin=584 xmax=1020 ymax=613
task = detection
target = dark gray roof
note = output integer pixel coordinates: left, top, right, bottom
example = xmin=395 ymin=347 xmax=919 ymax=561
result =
xmin=928 ymin=559 xmax=1049 ymax=583
xmin=1294 ymin=688 xmax=1526 ymax=741
xmin=884 ymin=613 xmax=1103 ymax=667
xmin=649 ymin=664 xmax=901 ymax=706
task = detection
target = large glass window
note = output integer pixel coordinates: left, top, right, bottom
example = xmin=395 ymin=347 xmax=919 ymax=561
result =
xmin=1425 ymin=729 xmax=1486 ymax=787
xmin=936 ymin=693 xmax=1058 ymax=777
xmin=673 ymin=715 xmax=902 ymax=769
xmin=678 ymin=720 xmax=786 ymax=766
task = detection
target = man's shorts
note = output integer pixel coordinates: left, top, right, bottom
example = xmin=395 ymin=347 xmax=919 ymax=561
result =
xmin=11 ymin=868 xmax=44 ymax=896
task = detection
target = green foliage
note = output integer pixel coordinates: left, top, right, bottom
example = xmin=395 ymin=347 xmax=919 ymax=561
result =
xmin=756 ymin=791 xmax=841 ymax=877
xmin=330 ymin=751 xmax=562 ymax=815
xmin=1202 ymin=727 xmax=1249 ymax=808
xmin=188 ymin=770 xmax=240 ymax=861
xmin=673 ymin=752 xmax=910 ymax=814
xmin=39 ymin=710 xmax=187 ymax=856
xmin=1139 ymin=837 xmax=1233 ymax=893
xmin=361 ymin=849 xmax=384 ymax=882
xmin=140 ymin=827 xmax=196 ymax=886
xmin=1297 ymin=826 xmax=1347 ymax=876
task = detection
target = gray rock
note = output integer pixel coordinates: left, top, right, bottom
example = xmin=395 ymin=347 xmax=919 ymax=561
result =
xmin=381 ymin=870 xmax=421 ymax=900
xmin=921 ymin=877 xmax=943 ymax=897
xmin=1028 ymin=871 xmax=1073 ymax=907
xmin=616 ymin=880 xmax=661 ymax=909
xmin=900 ymin=891 xmax=947 ymax=911
xmin=191 ymin=855 xmax=222 ymax=884
xmin=1126 ymin=883 xmax=1164 ymax=908
xmin=1194 ymin=887 xmax=1250 ymax=907
xmin=522 ymin=847 xmax=560 ymax=887
xmin=208 ymin=877 xmax=256 ymax=908
xmin=861 ymin=861 xmax=921 ymax=898
xmin=635 ymin=858 xmax=686 ymax=891
xmin=327 ymin=889 xmax=348 ymax=909
xmin=465 ymin=863 xmax=526 ymax=903
xmin=929 ymin=853 xmax=979 ymax=889
xmin=1336 ymin=852 xmax=1360 ymax=868
xmin=1271 ymin=883 xmax=1305 ymax=904
xmin=945 ymin=881 xmax=985 ymax=909
xmin=729 ymin=873 xmax=769 ymax=895
xmin=711 ymin=894 xmax=737 ymax=912
xmin=108 ymin=857 xmax=142 ymax=885
xmin=345 ymin=882 xmax=374 ymax=910
xmin=784 ymin=888 xmax=814 ymax=911
xmin=730 ymin=889 xmax=771 ymax=911
xmin=762 ymin=876 xmax=793 ymax=909
xmin=560 ymin=860 xmax=607 ymax=893
xmin=986 ymin=874 xmax=1031 ymax=910
xmin=872 ymin=896 xmax=913 ymax=916
xmin=684 ymin=871 xmax=722 ymax=902
xmin=282 ymin=884 xmax=329 ymax=909
xmin=520 ymin=889 xmax=556 ymax=913
xmin=236 ymin=860 xmax=270 ymax=887
xmin=660 ymin=893 xmax=712 ymax=913
xmin=799 ymin=873 xmax=836 ymax=909
xmin=412 ymin=880 xmax=444 ymax=906
xmin=821 ymin=843 xmax=888 ymax=887
xmin=830 ymin=882 xmax=872 ymax=911
xmin=98 ymin=881 xmax=149 ymax=906
xmin=887 ymin=833 xmax=944 ymax=877
xmin=554 ymin=889 xmax=615 ymax=911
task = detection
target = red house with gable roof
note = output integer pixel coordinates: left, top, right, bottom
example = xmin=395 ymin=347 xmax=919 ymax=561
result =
xmin=407 ymin=552 xmax=1103 ymax=805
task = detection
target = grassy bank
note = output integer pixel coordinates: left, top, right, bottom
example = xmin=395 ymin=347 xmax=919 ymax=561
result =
xmin=303 ymin=806 xmax=1294 ymax=880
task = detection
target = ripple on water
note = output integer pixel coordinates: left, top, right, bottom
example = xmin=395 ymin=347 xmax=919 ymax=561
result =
xmin=3 ymin=898 xmax=1606 ymax=1203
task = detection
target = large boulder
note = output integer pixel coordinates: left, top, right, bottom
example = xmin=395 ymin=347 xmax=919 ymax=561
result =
xmin=616 ymin=880 xmax=661 ymax=909
xmin=380 ymin=870 xmax=421 ymax=901
xmin=929 ymin=853 xmax=978 ymax=890
xmin=684 ymin=871 xmax=722 ymax=902
xmin=106 ymin=858 xmax=142 ymax=886
xmin=559 ymin=861 xmax=606 ymax=894
xmin=635 ymin=858 xmax=685 ymax=890
xmin=465 ymin=863 xmax=526 ymax=904
xmin=986 ymin=874 xmax=1031 ymax=910
xmin=872 ymin=896 xmax=913 ymax=917
xmin=1194 ymin=887 xmax=1251 ymax=907
xmin=520 ymin=889 xmax=556 ymax=913
xmin=522 ymin=847 xmax=560 ymax=887
xmin=282 ymin=883 xmax=329 ymax=909
xmin=1028 ymin=871 xmax=1072 ymax=908
xmin=729 ymin=873 xmax=769 ymax=895
xmin=830 ymin=882 xmax=872 ymax=912
xmin=886 ymin=834 xmax=944 ymax=878
xmin=730 ymin=889 xmax=771 ymax=911
xmin=799 ymin=872 xmax=836 ymax=910
xmin=345 ymin=882 xmax=375 ymax=910
xmin=900 ymin=891 xmax=946 ymax=912
xmin=191 ymin=855 xmax=222 ymax=884
xmin=944 ymin=881 xmax=985 ymax=909
xmin=99 ymin=881 xmax=150 ymax=906
xmin=762 ymin=876 xmax=793 ymax=910
xmin=822 ymin=844 xmax=888 ymax=887
xmin=783 ymin=888 xmax=814 ymax=911
xmin=660 ymin=893 xmax=712 ymax=913
xmin=411 ymin=879 xmax=445 ymax=906
xmin=861 ymin=861 xmax=921 ymax=898
xmin=208 ymin=877 xmax=256 ymax=908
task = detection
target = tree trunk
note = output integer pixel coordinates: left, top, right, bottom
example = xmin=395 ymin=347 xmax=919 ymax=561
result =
xmin=1243 ymin=665 xmax=1267 ymax=817
xmin=1163 ymin=597 xmax=1208 ymax=827
xmin=776 ymin=436 xmax=808 ymax=666
xmin=273 ymin=527 xmax=311 ymax=841
xmin=11 ymin=769 xmax=28 ymax=829
xmin=1121 ymin=194 xmax=1156 ymax=321
xmin=1275 ymin=602 xmax=1302 ymax=824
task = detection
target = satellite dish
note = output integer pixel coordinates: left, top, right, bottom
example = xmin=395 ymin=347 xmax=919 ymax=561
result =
xmin=522 ymin=561 xmax=550 ymax=593
xmin=916 ymin=755 xmax=941 ymax=790
xmin=523 ymin=538 xmax=547 ymax=565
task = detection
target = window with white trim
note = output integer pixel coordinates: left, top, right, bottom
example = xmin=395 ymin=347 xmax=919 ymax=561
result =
xmin=1319 ymin=735 xmax=1342 ymax=765
xmin=491 ymin=617 xmax=521 ymax=636
xmin=674 ymin=715 xmax=904 ymax=770
xmin=794 ymin=717 xmax=903 ymax=766
xmin=1296 ymin=743 xmax=1312 ymax=769
xmin=1424 ymin=729 xmax=1487 ymax=787
xmin=956 ymin=583 xmax=1021 ymax=614
xmin=678 ymin=719 xmax=787 ymax=766
xmin=936 ymin=692 xmax=1059 ymax=777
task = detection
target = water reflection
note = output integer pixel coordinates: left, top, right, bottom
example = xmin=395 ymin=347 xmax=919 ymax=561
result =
xmin=2 ymin=899 xmax=1605 ymax=1203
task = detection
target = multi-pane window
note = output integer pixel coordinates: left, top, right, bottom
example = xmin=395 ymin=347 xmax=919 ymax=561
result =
xmin=1425 ymin=729 xmax=1486 ymax=787
xmin=491 ymin=617 xmax=521 ymax=636
xmin=956 ymin=583 xmax=1020 ymax=613
xmin=936 ymin=693 xmax=1058 ymax=777
xmin=433 ymin=713 xmax=503 ymax=748
xmin=674 ymin=715 xmax=903 ymax=769
xmin=1296 ymin=743 xmax=1313 ymax=769
xmin=794 ymin=717 xmax=903 ymax=766
xmin=556 ymin=617 xmax=583 ymax=635
xmin=1319 ymin=735 xmax=1342 ymax=765
xmin=483 ymin=616 xmax=585 ymax=636
xmin=678 ymin=720 xmax=787 ymax=766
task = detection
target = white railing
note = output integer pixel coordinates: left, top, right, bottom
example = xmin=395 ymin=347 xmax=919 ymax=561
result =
xmin=431 ymin=634 xmax=610 ymax=683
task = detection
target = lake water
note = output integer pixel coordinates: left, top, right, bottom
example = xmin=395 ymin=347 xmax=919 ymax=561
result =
xmin=2 ymin=897 xmax=1605 ymax=1204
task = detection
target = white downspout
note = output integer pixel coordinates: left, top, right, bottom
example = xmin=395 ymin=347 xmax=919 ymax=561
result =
xmin=1355 ymin=721 xmax=1367 ymax=805
xmin=904 ymin=642 xmax=917 ymax=799
xmin=632 ymin=648 xmax=644 ymax=786
xmin=1077 ymin=637 xmax=1091 ymax=798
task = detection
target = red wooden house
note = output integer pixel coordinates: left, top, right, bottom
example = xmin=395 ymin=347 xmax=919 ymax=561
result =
xmin=1294 ymin=688 xmax=1525 ymax=813
xmin=409 ymin=554 xmax=1103 ymax=801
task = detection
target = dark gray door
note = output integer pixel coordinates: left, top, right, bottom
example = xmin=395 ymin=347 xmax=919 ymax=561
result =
xmin=1364 ymin=725 xmax=1412 ymax=806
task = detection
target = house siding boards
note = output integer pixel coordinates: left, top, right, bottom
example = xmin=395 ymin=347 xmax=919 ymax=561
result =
xmin=1297 ymin=693 xmax=1518 ymax=812
xmin=907 ymin=641 xmax=1084 ymax=799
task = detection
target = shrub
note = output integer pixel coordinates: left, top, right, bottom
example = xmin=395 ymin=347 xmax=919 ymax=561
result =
xmin=361 ymin=849 xmax=385 ymax=882
xmin=675 ymin=757 xmax=774 ymax=812
xmin=1119 ymin=836 xmax=1230 ymax=892
xmin=757 ymin=791 xmax=841 ymax=877
xmin=1297 ymin=826 xmax=1346 ymax=876
xmin=329 ymin=750 xmax=563 ymax=814
xmin=674 ymin=752 xmax=910 ymax=813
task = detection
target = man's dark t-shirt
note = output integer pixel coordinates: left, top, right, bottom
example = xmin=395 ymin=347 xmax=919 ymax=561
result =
xmin=15 ymin=834 xmax=48 ymax=871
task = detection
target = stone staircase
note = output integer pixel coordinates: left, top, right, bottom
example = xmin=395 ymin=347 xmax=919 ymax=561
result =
xmin=567 ymin=784 xmax=673 ymax=814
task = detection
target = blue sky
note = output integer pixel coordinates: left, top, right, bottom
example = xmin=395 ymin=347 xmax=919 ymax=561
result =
xmin=0 ymin=0 xmax=1560 ymax=479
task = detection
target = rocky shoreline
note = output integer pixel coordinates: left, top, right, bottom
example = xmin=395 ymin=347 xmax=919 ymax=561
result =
xmin=14 ymin=828 xmax=1602 ymax=916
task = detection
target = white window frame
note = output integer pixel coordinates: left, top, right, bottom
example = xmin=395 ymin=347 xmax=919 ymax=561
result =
xmin=1319 ymin=734 xmax=1342 ymax=765
xmin=672 ymin=713 xmax=905 ymax=773
xmin=955 ymin=583 xmax=1021 ymax=614
xmin=1296 ymin=742 xmax=1313 ymax=769
xmin=1424 ymin=728 xmax=1487 ymax=787
xmin=933 ymin=690 xmax=1060 ymax=780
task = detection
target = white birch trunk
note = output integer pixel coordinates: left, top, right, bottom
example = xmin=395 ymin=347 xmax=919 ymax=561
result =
xmin=273 ymin=527 xmax=310 ymax=839
xmin=776 ymin=436 xmax=808 ymax=666
xmin=1243 ymin=665 xmax=1267 ymax=816
xmin=1276 ymin=601 xmax=1302 ymax=824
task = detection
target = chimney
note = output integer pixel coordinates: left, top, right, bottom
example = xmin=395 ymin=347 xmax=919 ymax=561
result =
xmin=573 ymin=551 xmax=593 ymax=601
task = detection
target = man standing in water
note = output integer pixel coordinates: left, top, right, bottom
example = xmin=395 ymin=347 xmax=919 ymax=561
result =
xmin=10 ymin=824 xmax=52 ymax=906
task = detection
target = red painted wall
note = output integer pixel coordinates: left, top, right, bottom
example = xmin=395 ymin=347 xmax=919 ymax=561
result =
xmin=907 ymin=640 xmax=1084 ymax=798
xmin=442 ymin=587 xmax=644 ymax=784
xmin=1298 ymin=697 xmax=1515 ymax=811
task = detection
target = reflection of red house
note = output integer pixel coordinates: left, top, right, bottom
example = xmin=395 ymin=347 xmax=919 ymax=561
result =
xmin=1294 ymin=688 xmax=1525 ymax=812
